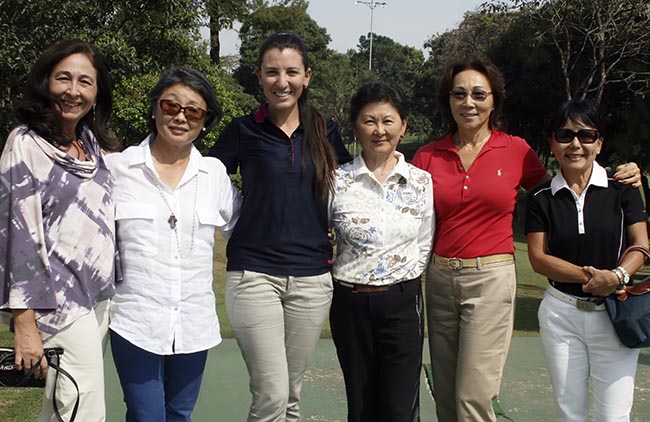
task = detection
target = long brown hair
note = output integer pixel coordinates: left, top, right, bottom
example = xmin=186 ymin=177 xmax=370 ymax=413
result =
xmin=258 ymin=32 xmax=337 ymax=202
xmin=14 ymin=39 xmax=119 ymax=151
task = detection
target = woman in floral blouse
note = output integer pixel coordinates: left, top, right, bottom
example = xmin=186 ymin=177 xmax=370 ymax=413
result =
xmin=328 ymin=82 xmax=434 ymax=422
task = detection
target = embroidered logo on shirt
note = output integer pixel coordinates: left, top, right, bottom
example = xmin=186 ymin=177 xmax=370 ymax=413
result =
xmin=497 ymin=169 xmax=503 ymax=176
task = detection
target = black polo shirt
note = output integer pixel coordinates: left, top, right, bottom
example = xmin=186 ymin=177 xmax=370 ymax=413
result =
xmin=208 ymin=104 xmax=353 ymax=276
xmin=525 ymin=164 xmax=647 ymax=297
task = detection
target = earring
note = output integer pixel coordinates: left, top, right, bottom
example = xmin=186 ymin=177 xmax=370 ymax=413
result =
xmin=201 ymin=127 xmax=206 ymax=132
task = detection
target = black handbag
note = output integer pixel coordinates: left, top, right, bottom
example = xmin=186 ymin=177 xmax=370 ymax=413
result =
xmin=0 ymin=347 xmax=79 ymax=422
xmin=604 ymin=245 xmax=650 ymax=348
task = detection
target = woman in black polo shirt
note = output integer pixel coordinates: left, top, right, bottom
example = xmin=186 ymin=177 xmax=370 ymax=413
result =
xmin=208 ymin=32 xmax=352 ymax=422
xmin=526 ymin=100 xmax=648 ymax=422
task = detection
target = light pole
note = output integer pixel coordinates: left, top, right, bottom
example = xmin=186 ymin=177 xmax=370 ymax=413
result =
xmin=355 ymin=0 xmax=387 ymax=71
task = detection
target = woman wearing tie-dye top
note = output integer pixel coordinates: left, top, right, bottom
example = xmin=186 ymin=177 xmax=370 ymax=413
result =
xmin=0 ymin=40 xmax=120 ymax=422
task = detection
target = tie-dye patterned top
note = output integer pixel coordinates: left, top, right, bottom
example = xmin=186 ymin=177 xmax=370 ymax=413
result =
xmin=0 ymin=125 xmax=115 ymax=339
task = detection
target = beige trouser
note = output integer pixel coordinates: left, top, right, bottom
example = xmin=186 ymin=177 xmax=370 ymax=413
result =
xmin=38 ymin=300 xmax=110 ymax=422
xmin=426 ymin=259 xmax=516 ymax=422
xmin=226 ymin=270 xmax=333 ymax=422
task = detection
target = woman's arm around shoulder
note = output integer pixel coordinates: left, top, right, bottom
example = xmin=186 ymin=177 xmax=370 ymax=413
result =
xmin=325 ymin=118 xmax=353 ymax=165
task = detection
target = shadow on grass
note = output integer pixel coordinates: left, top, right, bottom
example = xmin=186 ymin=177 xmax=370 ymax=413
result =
xmin=513 ymin=283 xmax=545 ymax=335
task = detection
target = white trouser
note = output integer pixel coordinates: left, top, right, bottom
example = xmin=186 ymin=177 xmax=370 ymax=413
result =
xmin=38 ymin=300 xmax=110 ymax=422
xmin=226 ymin=270 xmax=333 ymax=422
xmin=538 ymin=292 xmax=639 ymax=422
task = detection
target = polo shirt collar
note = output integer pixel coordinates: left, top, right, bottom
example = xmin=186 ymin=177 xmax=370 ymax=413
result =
xmin=352 ymin=150 xmax=409 ymax=180
xmin=131 ymin=135 xmax=208 ymax=188
xmin=432 ymin=130 xmax=505 ymax=151
xmin=551 ymin=161 xmax=608 ymax=196
xmin=253 ymin=103 xmax=269 ymax=123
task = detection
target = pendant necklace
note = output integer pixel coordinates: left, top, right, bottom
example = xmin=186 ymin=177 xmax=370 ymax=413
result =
xmin=153 ymin=175 xmax=198 ymax=257
xmin=456 ymin=131 xmax=491 ymax=152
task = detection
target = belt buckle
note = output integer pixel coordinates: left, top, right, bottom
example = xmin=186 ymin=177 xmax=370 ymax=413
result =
xmin=576 ymin=299 xmax=596 ymax=312
xmin=448 ymin=258 xmax=463 ymax=270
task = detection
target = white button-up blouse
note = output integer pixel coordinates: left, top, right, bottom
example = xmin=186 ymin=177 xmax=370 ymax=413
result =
xmin=106 ymin=137 xmax=241 ymax=354
xmin=329 ymin=152 xmax=435 ymax=286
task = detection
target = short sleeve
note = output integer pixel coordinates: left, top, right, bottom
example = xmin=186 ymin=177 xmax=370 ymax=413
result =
xmin=622 ymin=184 xmax=648 ymax=226
xmin=520 ymin=141 xmax=547 ymax=190
xmin=524 ymin=188 xmax=549 ymax=234
xmin=326 ymin=119 xmax=353 ymax=165
xmin=208 ymin=120 xmax=239 ymax=175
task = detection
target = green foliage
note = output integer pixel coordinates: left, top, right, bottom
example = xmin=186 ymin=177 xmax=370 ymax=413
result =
xmin=234 ymin=1 xmax=331 ymax=100
xmin=351 ymin=34 xmax=428 ymax=137
xmin=0 ymin=0 xmax=256 ymax=151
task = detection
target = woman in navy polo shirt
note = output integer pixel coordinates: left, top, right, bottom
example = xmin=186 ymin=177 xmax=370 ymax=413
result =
xmin=526 ymin=100 xmax=648 ymax=421
xmin=208 ymin=32 xmax=352 ymax=422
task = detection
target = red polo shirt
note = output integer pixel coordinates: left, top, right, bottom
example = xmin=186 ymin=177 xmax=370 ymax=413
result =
xmin=412 ymin=131 xmax=546 ymax=258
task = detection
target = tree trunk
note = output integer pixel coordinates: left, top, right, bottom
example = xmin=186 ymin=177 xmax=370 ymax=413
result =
xmin=209 ymin=14 xmax=221 ymax=65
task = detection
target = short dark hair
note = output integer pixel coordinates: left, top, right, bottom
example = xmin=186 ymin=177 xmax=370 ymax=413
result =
xmin=350 ymin=82 xmax=409 ymax=125
xmin=545 ymin=99 xmax=604 ymax=140
xmin=14 ymin=39 xmax=119 ymax=151
xmin=438 ymin=58 xmax=506 ymax=133
xmin=147 ymin=67 xmax=223 ymax=142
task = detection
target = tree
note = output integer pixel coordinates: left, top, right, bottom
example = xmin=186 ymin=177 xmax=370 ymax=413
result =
xmin=487 ymin=0 xmax=650 ymax=105
xmin=204 ymin=0 xmax=258 ymax=65
xmin=0 ymin=0 xmax=256 ymax=152
xmin=233 ymin=0 xmax=331 ymax=100
xmin=414 ymin=9 xmax=517 ymax=138
xmin=351 ymin=34 xmax=428 ymax=136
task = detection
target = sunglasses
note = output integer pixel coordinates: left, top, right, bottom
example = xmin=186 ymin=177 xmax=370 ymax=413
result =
xmin=449 ymin=89 xmax=492 ymax=102
xmin=159 ymin=99 xmax=207 ymax=122
xmin=553 ymin=128 xmax=600 ymax=144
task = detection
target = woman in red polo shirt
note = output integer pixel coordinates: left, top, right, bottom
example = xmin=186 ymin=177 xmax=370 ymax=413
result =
xmin=411 ymin=59 xmax=641 ymax=422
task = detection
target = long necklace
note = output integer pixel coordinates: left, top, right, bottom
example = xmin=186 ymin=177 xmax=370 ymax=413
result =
xmin=153 ymin=175 xmax=198 ymax=257
xmin=456 ymin=131 xmax=491 ymax=152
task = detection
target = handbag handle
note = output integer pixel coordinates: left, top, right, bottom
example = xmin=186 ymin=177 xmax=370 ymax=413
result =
xmin=616 ymin=245 xmax=650 ymax=301
xmin=618 ymin=245 xmax=650 ymax=264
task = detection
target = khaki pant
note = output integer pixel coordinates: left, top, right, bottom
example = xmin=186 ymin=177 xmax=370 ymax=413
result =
xmin=226 ymin=270 xmax=333 ymax=422
xmin=39 ymin=300 xmax=110 ymax=422
xmin=426 ymin=259 xmax=516 ymax=422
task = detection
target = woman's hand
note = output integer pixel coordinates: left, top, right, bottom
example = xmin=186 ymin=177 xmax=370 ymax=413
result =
xmin=613 ymin=162 xmax=642 ymax=188
xmin=12 ymin=309 xmax=47 ymax=379
xmin=582 ymin=266 xmax=619 ymax=297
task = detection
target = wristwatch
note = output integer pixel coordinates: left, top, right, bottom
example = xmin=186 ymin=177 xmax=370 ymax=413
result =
xmin=616 ymin=266 xmax=630 ymax=285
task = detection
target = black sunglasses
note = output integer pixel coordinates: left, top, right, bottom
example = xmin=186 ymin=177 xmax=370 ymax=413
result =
xmin=159 ymin=99 xmax=207 ymax=122
xmin=449 ymin=89 xmax=492 ymax=102
xmin=553 ymin=128 xmax=600 ymax=144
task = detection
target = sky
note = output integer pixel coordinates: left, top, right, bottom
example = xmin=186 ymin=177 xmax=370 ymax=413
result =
xmin=217 ymin=0 xmax=487 ymax=56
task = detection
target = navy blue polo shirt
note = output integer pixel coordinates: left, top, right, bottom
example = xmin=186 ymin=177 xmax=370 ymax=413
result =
xmin=208 ymin=104 xmax=353 ymax=276
xmin=525 ymin=165 xmax=647 ymax=297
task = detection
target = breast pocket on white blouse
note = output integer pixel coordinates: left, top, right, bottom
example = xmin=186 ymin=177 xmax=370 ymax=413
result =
xmin=196 ymin=207 xmax=220 ymax=249
xmin=115 ymin=202 xmax=159 ymax=257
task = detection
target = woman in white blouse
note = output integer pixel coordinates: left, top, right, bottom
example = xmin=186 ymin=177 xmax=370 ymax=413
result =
xmin=106 ymin=68 xmax=241 ymax=422
xmin=329 ymin=82 xmax=434 ymax=422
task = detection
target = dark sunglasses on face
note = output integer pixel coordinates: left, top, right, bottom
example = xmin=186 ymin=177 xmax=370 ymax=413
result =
xmin=159 ymin=99 xmax=207 ymax=122
xmin=553 ymin=128 xmax=600 ymax=144
xmin=449 ymin=89 xmax=492 ymax=102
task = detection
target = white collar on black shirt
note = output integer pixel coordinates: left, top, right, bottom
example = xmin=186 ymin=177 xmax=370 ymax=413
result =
xmin=550 ymin=161 xmax=608 ymax=196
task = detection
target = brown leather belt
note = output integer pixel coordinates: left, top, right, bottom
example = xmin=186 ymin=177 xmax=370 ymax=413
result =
xmin=335 ymin=280 xmax=393 ymax=293
xmin=433 ymin=253 xmax=514 ymax=270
